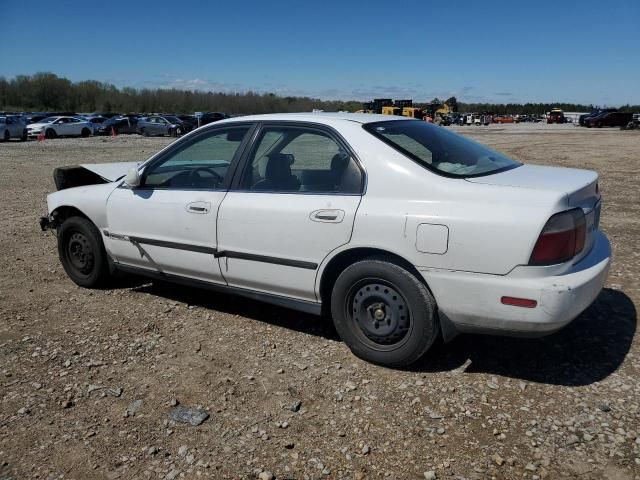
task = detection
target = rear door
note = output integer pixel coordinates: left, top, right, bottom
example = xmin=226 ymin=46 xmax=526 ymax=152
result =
xmin=157 ymin=117 xmax=169 ymax=135
xmin=69 ymin=118 xmax=84 ymax=135
xmin=216 ymin=122 xmax=364 ymax=302
xmin=105 ymin=123 xmax=255 ymax=283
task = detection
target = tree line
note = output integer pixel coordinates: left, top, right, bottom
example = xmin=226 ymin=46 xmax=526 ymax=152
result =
xmin=1 ymin=73 xmax=637 ymax=115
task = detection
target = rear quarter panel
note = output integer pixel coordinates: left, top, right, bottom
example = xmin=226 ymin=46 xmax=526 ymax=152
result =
xmin=323 ymin=122 xmax=568 ymax=276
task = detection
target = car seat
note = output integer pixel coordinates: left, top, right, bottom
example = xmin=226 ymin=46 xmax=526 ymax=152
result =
xmin=252 ymin=154 xmax=301 ymax=191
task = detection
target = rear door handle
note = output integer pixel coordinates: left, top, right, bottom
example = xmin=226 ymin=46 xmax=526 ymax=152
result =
xmin=186 ymin=201 xmax=211 ymax=214
xmin=310 ymin=209 xmax=345 ymax=223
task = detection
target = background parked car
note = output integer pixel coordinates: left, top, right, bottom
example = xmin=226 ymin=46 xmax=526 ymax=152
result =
xmin=198 ymin=112 xmax=229 ymax=126
xmin=177 ymin=115 xmax=198 ymax=130
xmin=26 ymin=113 xmax=50 ymax=124
xmin=137 ymin=116 xmax=186 ymax=137
xmin=579 ymin=108 xmax=617 ymax=127
xmin=585 ymin=111 xmax=633 ymax=128
xmin=0 ymin=115 xmax=28 ymax=141
xmin=96 ymin=116 xmax=139 ymax=135
xmin=27 ymin=116 xmax=93 ymax=139
xmin=164 ymin=115 xmax=194 ymax=133
xmin=547 ymin=110 xmax=567 ymax=124
xmin=493 ymin=115 xmax=514 ymax=124
xmin=84 ymin=115 xmax=108 ymax=134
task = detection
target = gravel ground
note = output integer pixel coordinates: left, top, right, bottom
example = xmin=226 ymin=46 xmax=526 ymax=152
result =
xmin=1 ymin=124 xmax=639 ymax=480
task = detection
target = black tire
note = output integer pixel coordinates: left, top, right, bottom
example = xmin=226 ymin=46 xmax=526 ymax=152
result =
xmin=81 ymin=128 xmax=91 ymax=137
xmin=140 ymin=127 xmax=148 ymax=137
xmin=330 ymin=258 xmax=438 ymax=367
xmin=45 ymin=128 xmax=57 ymax=139
xmin=57 ymin=216 xmax=110 ymax=288
xmin=2 ymin=130 xmax=9 ymax=142
xmin=20 ymin=129 xmax=28 ymax=141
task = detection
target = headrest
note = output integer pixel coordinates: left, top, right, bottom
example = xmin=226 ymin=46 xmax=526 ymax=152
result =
xmin=265 ymin=154 xmax=293 ymax=180
xmin=331 ymin=152 xmax=349 ymax=172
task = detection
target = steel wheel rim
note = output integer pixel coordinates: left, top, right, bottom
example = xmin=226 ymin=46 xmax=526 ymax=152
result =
xmin=346 ymin=278 xmax=413 ymax=351
xmin=66 ymin=232 xmax=94 ymax=275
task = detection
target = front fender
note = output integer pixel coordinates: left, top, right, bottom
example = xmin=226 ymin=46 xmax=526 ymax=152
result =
xmin=46 ymin=182 xmax=119 ymax=230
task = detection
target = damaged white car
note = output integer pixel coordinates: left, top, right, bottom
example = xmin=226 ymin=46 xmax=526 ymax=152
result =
xmin=40 ymin=113 xmax=611 ymax=367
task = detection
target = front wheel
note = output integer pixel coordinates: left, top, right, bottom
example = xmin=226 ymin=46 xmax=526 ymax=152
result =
xmin=331 ymin=258 xmax=438 ymax=367
xmin=21 ymin=129 xmax=28 ymax=141
xmin=81 ymin=128 xmax=91 ymax=137
xmin=45 ymin=128 xmax=57 ymax=139
xmin=57 ymin=216 xmax=110 ymax=288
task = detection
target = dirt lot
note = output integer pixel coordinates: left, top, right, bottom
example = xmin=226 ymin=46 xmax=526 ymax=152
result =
xmin=1 ymin=124 xmax=639 ymax=480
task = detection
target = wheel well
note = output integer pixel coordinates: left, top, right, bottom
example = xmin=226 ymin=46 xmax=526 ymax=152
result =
xmin=51 ymin=206 xmax=90 ymax=226
xmin=319 ymin=248 xmax=429 ymax=307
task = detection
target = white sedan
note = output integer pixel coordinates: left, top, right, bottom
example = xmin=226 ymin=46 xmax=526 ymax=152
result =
xmin=27 ymin=116 xmax=93 ymax=139
xmin=40 ymin=113 xmax=611 ymax=367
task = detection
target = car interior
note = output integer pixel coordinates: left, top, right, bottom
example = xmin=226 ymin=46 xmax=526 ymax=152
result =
xmin=245 ymin=130 xmax=362 ymax=194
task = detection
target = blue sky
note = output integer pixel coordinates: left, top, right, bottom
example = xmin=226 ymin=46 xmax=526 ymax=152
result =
xmin=1 ymin=0 xmax=638 ymax=105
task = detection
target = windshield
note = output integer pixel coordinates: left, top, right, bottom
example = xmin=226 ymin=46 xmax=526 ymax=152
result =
xmin=364 ymin=120 xmax=520 ymax=177
xmin=37 ymin=117 xmax=57 ymax=124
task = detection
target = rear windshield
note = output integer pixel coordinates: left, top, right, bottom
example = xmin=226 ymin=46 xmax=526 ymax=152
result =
xmin=364 ymin=120 xmax=520 ymax=177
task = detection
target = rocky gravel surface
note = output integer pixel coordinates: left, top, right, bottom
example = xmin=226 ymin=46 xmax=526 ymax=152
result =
xmin=0 ymin=125 xmax=638 ymax=479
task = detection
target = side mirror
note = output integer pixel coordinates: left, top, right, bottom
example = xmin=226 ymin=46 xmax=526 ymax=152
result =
xmin=124 ymin=167 xmax=141 ymax=187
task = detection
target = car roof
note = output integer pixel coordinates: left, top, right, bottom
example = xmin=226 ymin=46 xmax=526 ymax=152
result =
xmin=216 ymin=112 xmax=413 ymax=125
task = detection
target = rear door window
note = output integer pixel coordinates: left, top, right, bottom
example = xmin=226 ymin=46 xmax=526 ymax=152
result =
xmin=240 ymin=125 xmax=363 ymax=194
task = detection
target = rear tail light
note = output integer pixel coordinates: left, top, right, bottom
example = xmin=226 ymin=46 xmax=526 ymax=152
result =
xmin=529 ymin=208 xmax=586 ymax=265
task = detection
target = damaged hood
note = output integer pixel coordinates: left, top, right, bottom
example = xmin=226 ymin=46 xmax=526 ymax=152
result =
xmin=80 ymin=162 xmax=139 ymax=182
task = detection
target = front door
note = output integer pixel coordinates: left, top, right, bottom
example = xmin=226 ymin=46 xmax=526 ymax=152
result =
xmin=54 ymin=118 xmax=72 ymax=135
xmin=217 ymin=123 xmax=364 ymax=302
xmin=105 ymin=124 xmax=254 ymax=283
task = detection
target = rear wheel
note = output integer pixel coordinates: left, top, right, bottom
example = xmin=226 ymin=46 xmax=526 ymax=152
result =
xmin=57 ymin=216 xmax=110 ymax=288
xmin=140 ymin=127 xmax=148 ymax=137
xmin=20 ymin=129 xmax=27 ymax=141
xmin=45 ymin=128 xmax=57 ymax=139
xmin=330 ymin=258 xmax=438 ymax=367
xmin=81 ymin=128 xmax=91 ymax=137
xmin=1 ymin=130 xmax=8 ymax=142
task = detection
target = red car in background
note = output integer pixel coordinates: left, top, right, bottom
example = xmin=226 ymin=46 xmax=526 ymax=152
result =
xmin=547 ymin=110 xmax=567 ymax=124
xmin=493 ymin=115 xmax=514 ymax=124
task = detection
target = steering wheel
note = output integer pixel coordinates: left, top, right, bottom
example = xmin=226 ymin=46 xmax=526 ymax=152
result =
xmin=188 ymin=167 xmax=224 ymax=187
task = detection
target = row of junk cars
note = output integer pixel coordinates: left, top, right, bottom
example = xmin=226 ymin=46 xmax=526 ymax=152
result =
xmin=2 ymin=108 xmax=639 ymax=142
xmin=446 ymin=109 xmax=639 ymax=128
xmin=0 ymin=111 xmax=230 ymax=141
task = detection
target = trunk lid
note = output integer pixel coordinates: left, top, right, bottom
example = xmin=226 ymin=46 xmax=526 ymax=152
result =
xmin=466 ymin=165 xmax=597 ymax=203
xmin=467 ymin=164 xmax=601 ymax=263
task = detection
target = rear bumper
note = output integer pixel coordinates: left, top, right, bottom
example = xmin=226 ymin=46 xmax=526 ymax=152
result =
xmin=420 ymin=231 xmax=611 ymax=337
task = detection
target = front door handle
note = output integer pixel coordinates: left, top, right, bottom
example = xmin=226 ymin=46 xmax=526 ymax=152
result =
xmin=310 ymin=209 xmax=345 ymax=223
xmin=186 ymin=201 xmax=211 ymax=214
